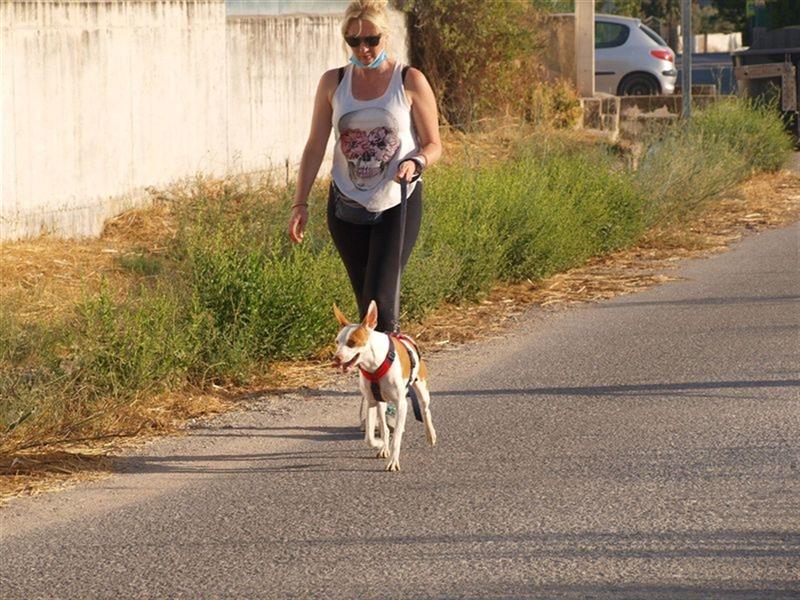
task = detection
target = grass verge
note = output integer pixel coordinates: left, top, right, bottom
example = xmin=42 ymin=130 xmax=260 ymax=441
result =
xmin=0 ymin=98 xmax=794 ymax=469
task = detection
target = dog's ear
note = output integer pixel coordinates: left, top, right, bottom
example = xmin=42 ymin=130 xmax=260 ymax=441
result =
xmin=333 ymin=303 xmax=349 ymax=328
xmin=363 ymin=300 xmax=378 ymax=330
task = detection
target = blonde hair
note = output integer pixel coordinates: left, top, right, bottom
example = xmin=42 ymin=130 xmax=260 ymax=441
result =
xmin=341 ymin=0 xmax=390 ymax=38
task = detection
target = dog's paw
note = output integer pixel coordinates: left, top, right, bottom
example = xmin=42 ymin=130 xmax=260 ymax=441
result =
xmin=385 ymin=459 xmax=400 ymax=472
xmin=427 ymin=428 xmax=437 ymax=446
xmin=376 ymin=446 xmax=390 ymax=459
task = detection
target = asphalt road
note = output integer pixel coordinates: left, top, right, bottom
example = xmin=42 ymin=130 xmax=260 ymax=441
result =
xmin=1 ymin=222 xmax=799 ymax=599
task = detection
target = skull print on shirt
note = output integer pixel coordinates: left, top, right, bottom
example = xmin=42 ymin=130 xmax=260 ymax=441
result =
xmin=338 ymin=108 xmax=400 ymax=191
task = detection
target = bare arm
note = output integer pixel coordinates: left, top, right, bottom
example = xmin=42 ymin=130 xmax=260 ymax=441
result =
xmin=294 ymin=69 xmax=336 ymax=205
xmin=289 ymin=69 xmax=337 ymax=243
xmin=407 ymin=68 xmax=442 ymax=166
xmin=396 ymin=67 xmax=442 ymax=182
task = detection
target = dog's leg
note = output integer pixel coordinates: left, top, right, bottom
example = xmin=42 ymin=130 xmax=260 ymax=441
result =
xmin=359 ymin=395 xmax=368 ymax=432
xmin=364 ymin=397 xmax=383 ymax=450
xmin=386 ymin=386 xmax=407 ymax=472
xmin=413 ymin=378 xmax=437 ymax=447
xmin=375 ymin=402 xmax=390 ymax=459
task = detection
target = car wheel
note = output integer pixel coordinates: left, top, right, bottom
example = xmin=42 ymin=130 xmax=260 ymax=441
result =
xmin=618 ymin=73 xmax=660 ymax=96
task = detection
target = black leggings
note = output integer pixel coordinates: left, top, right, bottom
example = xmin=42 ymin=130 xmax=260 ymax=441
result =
xmin=327 ymin=183 xmax=422 ymax=333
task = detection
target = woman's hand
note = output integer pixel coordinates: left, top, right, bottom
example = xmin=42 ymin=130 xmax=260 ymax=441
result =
xmin=395 ymin=160 xmax=418 ymax=183
xmin=288 ymin=205 xmax=308 ymax=244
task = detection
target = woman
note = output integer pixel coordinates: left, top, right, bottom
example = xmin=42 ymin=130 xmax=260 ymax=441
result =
xmin=287 ymin=0 xmax=441 ymax=334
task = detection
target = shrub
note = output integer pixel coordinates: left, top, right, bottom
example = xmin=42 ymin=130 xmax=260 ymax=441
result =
xmin=636 ymin=98 xmax=793 ymax=224
xmin=402 ymin=0 xmax=547 ymax=127
xmin=690 ymin=98 xmax=794 ymax=173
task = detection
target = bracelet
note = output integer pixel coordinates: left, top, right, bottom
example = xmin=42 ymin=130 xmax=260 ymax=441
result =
xmin=291 ymin=202 xmax=308 ymax=210
xmin=404 ymin=155 xmax=426 ymax=174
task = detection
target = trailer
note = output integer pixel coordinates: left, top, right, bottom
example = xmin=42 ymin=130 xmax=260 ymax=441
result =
xmin=732 ymin=26 xmax=800 ymax=140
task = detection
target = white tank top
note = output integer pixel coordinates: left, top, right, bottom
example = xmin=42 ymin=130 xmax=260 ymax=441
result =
xmin=331 ymin=62 xmax=420 ymax=212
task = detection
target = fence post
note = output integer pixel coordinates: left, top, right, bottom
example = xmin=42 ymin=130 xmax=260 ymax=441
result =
xmin=575 ymin=0 xmax=595 ymax=98
xmin=681 ymin=0 xmax=692 ymax=119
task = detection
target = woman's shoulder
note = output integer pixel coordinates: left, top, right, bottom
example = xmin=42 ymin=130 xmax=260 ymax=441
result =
xmin=401 ymin=66 xmax=427 ymax=85
xmin=320 ymin=67 xmax=345 ymax=87
xmin=319 ymin=67 xmax=347 ymax=100
xmin=400 ymin=66 xmax=431 ymax=94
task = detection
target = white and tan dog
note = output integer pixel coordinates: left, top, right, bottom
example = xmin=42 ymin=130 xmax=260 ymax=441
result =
xmin=332 ymin=300 xmax=437 ymax=471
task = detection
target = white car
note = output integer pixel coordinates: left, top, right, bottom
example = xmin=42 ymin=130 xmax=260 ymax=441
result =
xmin=594 ymin=14 xmax=677 ymax=95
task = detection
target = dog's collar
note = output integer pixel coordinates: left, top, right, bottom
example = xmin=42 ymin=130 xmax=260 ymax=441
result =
xmin=359 ymin=334 xmax=397 ymax=382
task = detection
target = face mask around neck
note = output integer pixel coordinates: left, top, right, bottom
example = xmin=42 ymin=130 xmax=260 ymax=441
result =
xmin=349 ymin=49 xmax=388 ymax=70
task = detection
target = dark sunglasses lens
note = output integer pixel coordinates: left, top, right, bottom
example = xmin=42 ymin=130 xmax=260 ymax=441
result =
xmin=345 ymin=35 xmax=381 ymax=48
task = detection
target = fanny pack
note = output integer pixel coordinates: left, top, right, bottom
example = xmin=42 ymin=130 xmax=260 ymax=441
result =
xmin=332 ymin=184 xmax=384 ymax=225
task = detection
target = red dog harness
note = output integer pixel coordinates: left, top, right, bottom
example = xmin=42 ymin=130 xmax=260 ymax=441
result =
xmin=359 ymin=333 xmax=423 ymax=422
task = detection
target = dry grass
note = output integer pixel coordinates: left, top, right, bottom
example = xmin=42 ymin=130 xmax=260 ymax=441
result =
xmin=2 ymin=163 xmax=798 ymax=506
xmin=0 ymin=200 xmax=178 ymax=325
xmin=0 ymin=390 xmax=233 ymax=504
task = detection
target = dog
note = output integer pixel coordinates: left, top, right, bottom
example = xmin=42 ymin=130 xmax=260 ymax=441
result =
xmin=332 ymin=300 xmax=437 ymax=471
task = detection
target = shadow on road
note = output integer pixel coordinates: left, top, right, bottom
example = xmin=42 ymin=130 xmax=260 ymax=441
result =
xmin=260 ymin=379 xmax=800 ymax=400
xmin=434 ymin=379 xmax=800 ymax=398
xmin=441 ymin=581 xmax=799 ymax=600
xmin=596 ymin=294 xmax=800 ymax=309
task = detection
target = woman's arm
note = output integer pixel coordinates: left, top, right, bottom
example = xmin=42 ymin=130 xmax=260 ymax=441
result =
xmin=289 ymin=69 xmax=337 ymax=243
xmin=396 ymin=67 xmax=442 ymax=182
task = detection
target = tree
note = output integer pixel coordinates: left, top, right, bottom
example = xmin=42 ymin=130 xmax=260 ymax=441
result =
xmin=711 ymin=0 xmax=747 ymax=31
xmin=595 ymin=0 xmax=644 ymax=17
xmin=401 ymin=0 xmax=545 ymax=127
xmin=760 ymin=0 xmax=800 ymax=28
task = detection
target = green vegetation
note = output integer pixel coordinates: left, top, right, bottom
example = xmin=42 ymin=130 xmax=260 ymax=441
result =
xmin=402 ymin=0 xmax=555 ymax=128
xmin=636 ymin=98 xmax=794 ymax=223
xmin=0 ymin=98 xmax=792 ymax=453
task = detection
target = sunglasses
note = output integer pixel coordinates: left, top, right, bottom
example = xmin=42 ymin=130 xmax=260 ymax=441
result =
xmin=345 ymin=34 xmax=382 ymax=48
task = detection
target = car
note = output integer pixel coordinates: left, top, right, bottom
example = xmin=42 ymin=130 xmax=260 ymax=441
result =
xmin=594 ymin=14 xmax=677 ymax=96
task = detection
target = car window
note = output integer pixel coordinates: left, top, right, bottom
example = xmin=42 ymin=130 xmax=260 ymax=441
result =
xmin=640 ymin=24 xmax=668 ymax=46
xmin=595 ymin=21 xmax=630 ymax=49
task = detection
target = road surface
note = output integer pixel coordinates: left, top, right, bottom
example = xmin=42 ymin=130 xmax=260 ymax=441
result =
xmin=1 ymin=222 xmax=798 ymax=598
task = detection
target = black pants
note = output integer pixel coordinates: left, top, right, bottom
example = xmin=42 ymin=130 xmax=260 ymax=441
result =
xmin=327 ymin=183 xmax=422 ymax=333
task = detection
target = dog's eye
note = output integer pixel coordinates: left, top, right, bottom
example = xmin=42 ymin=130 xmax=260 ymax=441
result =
xmin=346 ymin=340 xmax=355 ymax=348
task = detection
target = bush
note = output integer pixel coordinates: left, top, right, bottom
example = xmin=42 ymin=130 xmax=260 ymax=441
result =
xmin=690 ymin=98 xmax=794 ymax=173
xmin=402 ymin=0 xmax=549 ymax=127
xmin=636 ymin=98 xmax=793 ymax=224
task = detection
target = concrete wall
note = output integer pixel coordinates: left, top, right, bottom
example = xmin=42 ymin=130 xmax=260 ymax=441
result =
xmin=227 ymin=9 xmax=408 ymax=180
xmin=1 ymin=1 xmax=409 ymax=241
xmin=226 ymin=0 xmax=349 ymax=16
xmin=677 ymin=30 xmax=744 ymax=54
xmin=694 ymin=32 xmax=743 ymax=54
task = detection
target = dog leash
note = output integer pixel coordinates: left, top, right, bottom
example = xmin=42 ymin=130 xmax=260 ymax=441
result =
xmin=398 ymin=178 xmax=424 ymax=423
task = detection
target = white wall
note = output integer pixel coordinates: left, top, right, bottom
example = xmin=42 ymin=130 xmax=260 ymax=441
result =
xmin=677 ymin=30 xmax=744 ymax=54
xmin=227 ymin=10 xmax=408 ymax=179
xmin=226 ymin=0 xmax=349 ymax=16
xmin=1 ymin=1 xmax=409 ymax=241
